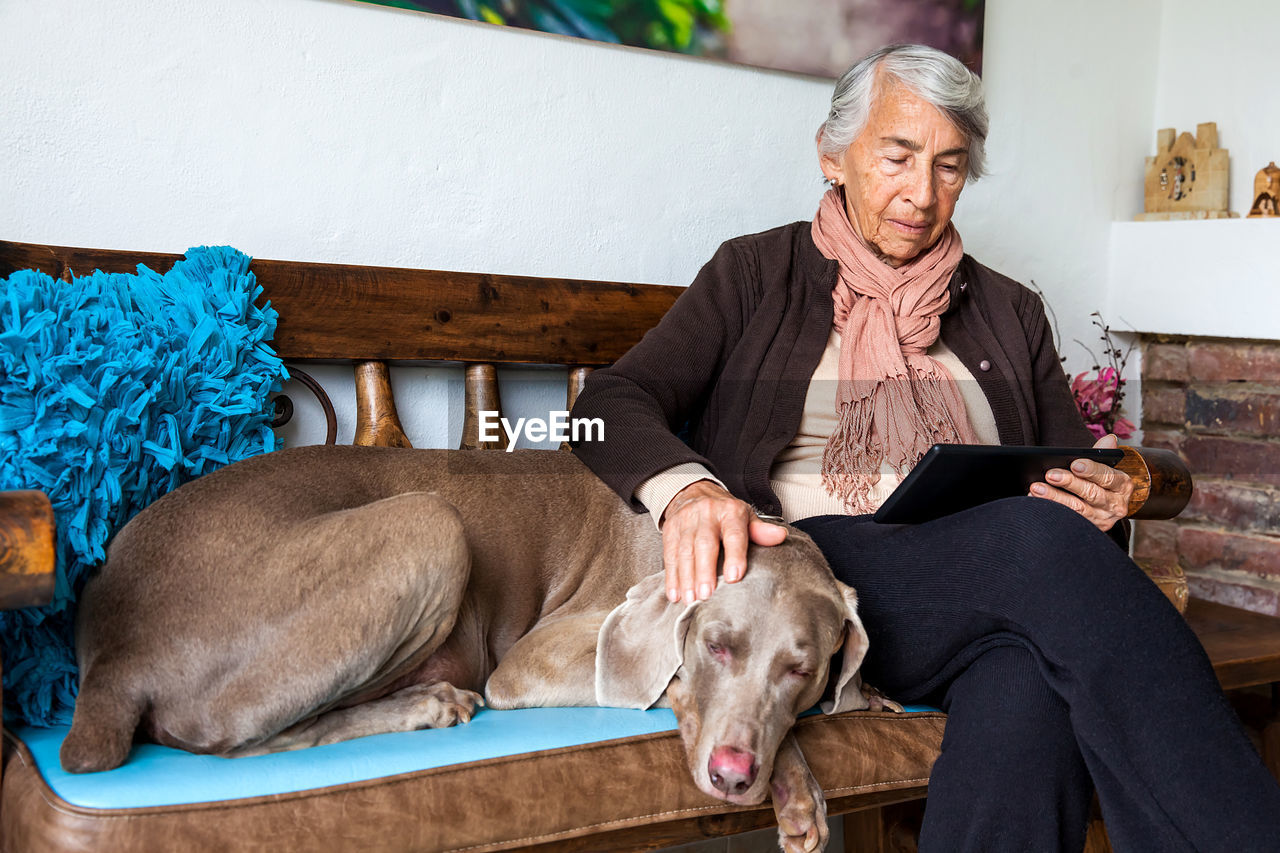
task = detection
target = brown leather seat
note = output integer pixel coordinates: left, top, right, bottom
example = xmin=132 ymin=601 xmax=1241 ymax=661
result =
xmin=2 ymin=710 xmax=943 ymax=852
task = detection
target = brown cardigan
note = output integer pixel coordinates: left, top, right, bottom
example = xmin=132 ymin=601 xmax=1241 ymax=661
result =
xmin=570 ymin=220 xmax=1096 ymax=519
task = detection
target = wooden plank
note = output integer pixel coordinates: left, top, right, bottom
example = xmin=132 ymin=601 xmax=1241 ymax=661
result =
xmin=0 ymin=240 xmax=681 ymax=366
xmin=1186 ymin=598 xmax=1280 ymax=691
xmin=259 ymin=258 xmax=680 ymax=365
xmin=0 ymin=491 xmax=55 ymax=610
xmin=520 ymin=787 xmax=928 ymax=852
xmin=0 ymin=241 xmax=181 ymax=282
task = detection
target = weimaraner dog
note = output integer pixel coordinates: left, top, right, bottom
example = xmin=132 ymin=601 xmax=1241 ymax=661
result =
xmin=61 ymin=445 xmax=892 ymax=852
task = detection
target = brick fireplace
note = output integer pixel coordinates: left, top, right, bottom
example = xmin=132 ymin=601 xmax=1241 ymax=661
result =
xmin=1134 ymin=337 xmax=1280 ymax=616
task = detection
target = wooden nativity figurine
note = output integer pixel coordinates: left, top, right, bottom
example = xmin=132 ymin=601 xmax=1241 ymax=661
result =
xmin=1247 ymin=161 xmax=1280 ymax=218
xmin=1136 ymin=122 xmax=1237 ymax=220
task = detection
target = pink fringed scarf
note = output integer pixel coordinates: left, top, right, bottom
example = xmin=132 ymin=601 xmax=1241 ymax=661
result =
xmin=811 ymin=187 xmax=979 ymax=514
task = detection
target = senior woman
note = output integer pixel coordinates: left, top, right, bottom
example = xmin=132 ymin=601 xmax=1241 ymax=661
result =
xmin=571 ymin=44 xmax=1280 ymax=851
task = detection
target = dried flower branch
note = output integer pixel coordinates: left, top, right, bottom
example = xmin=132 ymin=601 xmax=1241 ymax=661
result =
xmin=1070 ymin=312 xmax=1136 ymax=440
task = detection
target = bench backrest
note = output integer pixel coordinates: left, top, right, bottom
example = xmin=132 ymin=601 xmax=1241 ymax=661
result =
xmin=0 ymin=240 xmax=681 ymax=449
xmin=0 ymin=239 xmax=1191 ymax=517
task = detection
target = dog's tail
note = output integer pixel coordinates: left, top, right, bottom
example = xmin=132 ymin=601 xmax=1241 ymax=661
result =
xmin=59 ymin=669 xmax=144 ymax=773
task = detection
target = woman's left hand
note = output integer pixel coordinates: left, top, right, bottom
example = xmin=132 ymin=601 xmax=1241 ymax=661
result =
xmin=1030 ymin=433 xmax=1133 ymax=532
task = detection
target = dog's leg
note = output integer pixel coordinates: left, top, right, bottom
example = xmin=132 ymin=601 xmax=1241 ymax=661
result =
xmin=860 ymin=681 xmax=905 ymax=713
xmin=771 ymin=733 xmax=828 ymax=853
xmin=143 ymin=492 xmax=478 ymax=760
xmin=60 ymin=668 xmax=147 ymax=773
xmin=484 ymin=611 xmax=605 ymax=708
xmin=230 ymin=681 xmax=483 ymax=755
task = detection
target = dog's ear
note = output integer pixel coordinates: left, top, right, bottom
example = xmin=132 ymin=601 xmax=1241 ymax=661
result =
xmin=821 ymin=579 xmax=872 ymax=714
xmin=596 ymin=572 xmax=700 ymax=709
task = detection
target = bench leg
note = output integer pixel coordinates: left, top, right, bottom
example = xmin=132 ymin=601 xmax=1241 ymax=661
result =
xmin=842 ymin=801 xmax=923 ymax=852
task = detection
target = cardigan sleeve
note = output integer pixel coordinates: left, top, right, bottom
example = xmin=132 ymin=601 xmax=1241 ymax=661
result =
xmin=569 ymin=239 xmax=753 ymax=512
xmin=1019 ymin=288 xmax=1131 ymax=549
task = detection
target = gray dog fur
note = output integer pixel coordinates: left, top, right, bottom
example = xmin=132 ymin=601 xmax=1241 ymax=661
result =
xmin=61 ymin=445 xmax=885 ymax=852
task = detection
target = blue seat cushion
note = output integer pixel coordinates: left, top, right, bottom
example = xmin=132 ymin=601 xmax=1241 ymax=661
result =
xmin=16 ymin=704 xmax=937 ymax=809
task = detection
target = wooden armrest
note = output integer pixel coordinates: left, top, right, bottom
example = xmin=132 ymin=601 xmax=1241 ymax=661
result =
xmin=0 ymin=490 xmax=56 ymax=610
xmin=1117 ymin=446 xmax=1192 ymax=520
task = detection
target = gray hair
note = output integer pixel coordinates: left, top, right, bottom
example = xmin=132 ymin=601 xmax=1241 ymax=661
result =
xmin=818 ymin=44 xmax=988 ymax=182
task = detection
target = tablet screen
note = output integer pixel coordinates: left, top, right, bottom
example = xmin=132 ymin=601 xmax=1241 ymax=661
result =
xmin=872 ymin=444 xmax=1124 ymax=524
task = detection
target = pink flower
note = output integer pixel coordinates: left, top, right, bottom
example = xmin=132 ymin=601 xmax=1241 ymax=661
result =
xmin=1072 ymin=370 xmax=1133 ymax=439
xmin=1069 ymin=312 xmax=1135 ymax=440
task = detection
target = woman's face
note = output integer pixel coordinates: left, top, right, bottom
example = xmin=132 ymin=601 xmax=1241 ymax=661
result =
xmin=820 ymin=76 xmax=970 ymax=267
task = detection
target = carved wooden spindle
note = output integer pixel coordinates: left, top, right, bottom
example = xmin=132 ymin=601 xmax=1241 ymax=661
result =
xmin=561 ymin=366 xmax=594 ymax=450
xmin=353 ymin=361 xmax=412 ymax=448
xmin=460 ymin=363 xmax=508 ymax=451
xmin=565 ymin=366 xmax=593 ymax=411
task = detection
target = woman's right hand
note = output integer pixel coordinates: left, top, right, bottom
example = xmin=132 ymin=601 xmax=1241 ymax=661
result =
xmin=660 ymin=480 xmax=788 ymax=604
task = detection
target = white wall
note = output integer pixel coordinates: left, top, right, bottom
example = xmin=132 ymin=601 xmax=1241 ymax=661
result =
xmin=1109 ymin=219 xmax=1280 ymax=341
xmin=1153 ymin=0 xmax=1280 ymax=218
xmin=3 ymin=0 xmax=1272 ymax=447
xmin=1105 ymin=0 xmax=1280 ymax=344
xmin=959 ymin=0 xmax=1161 ymax=372
xmin=972 ymin=0 xmax=1279 ymax=392
xmin=2 ymin=0 xmax=832 ymax=281
xmin=1 ymin=0 xmax=834 ymax=447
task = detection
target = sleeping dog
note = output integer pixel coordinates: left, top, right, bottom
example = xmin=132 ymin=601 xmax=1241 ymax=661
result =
xmin=62 ymin=446 xmax=895 ymax=852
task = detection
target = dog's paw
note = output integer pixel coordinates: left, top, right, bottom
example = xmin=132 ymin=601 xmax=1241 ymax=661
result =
xmin=407 ymin=682 xmax=485 ymax=728
xmin=860 ymin=682 xmax=904 ymax=713
xmin=772 ymin=772 xmax=828 ymax=852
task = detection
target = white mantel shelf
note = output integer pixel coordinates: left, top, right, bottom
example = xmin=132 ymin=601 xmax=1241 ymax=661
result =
xmin=1107 ymin=219 xmax=1280 ymax=341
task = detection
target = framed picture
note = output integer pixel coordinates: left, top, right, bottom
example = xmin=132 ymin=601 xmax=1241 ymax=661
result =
xmin=355 ymin=0 xmax=984 ymax=78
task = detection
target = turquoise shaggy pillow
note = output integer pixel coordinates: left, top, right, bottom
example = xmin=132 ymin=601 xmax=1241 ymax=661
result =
xmin=0 ymin=246 xmax=288 ymax=726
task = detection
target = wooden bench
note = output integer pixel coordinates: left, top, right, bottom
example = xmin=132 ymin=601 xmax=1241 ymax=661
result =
xmin=0 ymin=239 xmax=1274 ymax=852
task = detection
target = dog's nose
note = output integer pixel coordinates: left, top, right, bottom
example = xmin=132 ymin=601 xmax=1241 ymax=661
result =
xmin=708 ymin=746 xmax=758 ymax=796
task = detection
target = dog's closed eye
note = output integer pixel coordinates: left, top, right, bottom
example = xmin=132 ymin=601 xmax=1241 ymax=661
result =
xmin=777 ymin=654 xmax=818 ymax=681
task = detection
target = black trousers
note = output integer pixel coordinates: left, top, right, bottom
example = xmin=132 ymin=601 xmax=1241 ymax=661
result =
xmin=795 ymin=497 xmax=1280 ymax=853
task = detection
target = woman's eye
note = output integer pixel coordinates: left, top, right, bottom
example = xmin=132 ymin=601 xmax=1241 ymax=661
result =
xmin=886 ymin=157 xmax=907 ymax=165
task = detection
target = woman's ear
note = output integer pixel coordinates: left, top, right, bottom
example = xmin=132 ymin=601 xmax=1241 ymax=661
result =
xmin=816 ymin=130 xmax=845 ymax=186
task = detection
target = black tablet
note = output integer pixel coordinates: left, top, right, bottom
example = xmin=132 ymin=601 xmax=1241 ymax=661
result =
xmin=872 ymin=444 xmax=1125 ymax=524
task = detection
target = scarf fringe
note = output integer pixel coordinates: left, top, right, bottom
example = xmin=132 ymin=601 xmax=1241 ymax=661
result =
xmin=821 ymin=366 xmax=980 ymax=516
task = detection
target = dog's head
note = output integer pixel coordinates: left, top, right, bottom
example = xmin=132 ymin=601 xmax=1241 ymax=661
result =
xmin=596 ymin=530 xmax=869 ymax=805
